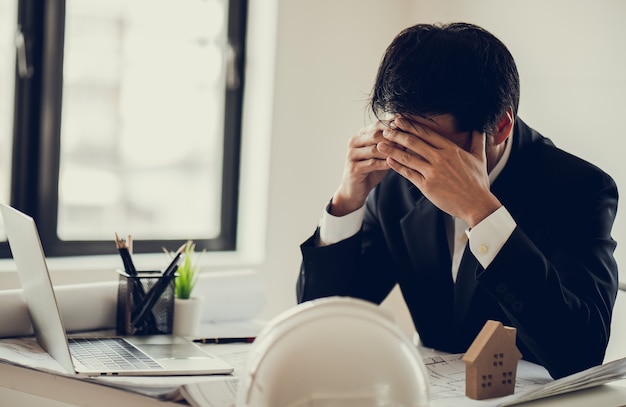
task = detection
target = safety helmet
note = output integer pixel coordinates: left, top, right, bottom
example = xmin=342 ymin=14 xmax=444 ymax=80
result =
xmin=236 ymin=296 xmax=430 ymax=407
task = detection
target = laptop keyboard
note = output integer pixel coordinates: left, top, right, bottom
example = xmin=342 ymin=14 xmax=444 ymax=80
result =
xmin=68 ymin=337 xmax=164 ymax=372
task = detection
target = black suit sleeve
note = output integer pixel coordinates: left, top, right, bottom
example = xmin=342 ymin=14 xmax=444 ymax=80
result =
xmin=297 ymin=190 xmax=398 ymax=306
xmin=478 ymin=175 xmax=619 ymax=379
xmin=297 ymin=231 xmax=398 ymax=305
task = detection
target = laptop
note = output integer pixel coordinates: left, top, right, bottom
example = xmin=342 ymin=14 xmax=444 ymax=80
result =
xmin=0 ymin=203 xmax=234 ymax=376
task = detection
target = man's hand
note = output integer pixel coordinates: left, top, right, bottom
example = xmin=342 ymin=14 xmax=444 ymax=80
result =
xmin=378 ymin=117 xmax=502 ymax=227
xmin=331 ymin=121 xmax=392 ymax=216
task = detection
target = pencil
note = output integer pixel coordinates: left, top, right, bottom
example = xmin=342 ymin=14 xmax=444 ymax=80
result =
xmin=162 ymin=242 xmax=187 ymax=278
xmin=115 ymin=233 xmax=137 ymax=275
xmin=114 ymin=233 xmax=157 ymax=333
xmin=131 ymin=243 xmax=187 ymax=329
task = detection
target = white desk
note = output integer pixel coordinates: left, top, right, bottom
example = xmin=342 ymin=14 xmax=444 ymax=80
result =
xmin=1 ymin=289 xmax=625 ymax=407
xmin=0 ymin=362 xmax=182 ymax=407
xmin=2 ymin=357 xmax=626 ymax=407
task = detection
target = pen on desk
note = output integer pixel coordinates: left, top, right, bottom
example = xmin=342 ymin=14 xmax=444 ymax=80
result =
xmin=193 ymin=337 xmax=256 ymax=344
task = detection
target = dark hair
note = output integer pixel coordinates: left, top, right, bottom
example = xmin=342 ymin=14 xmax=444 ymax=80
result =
xmin=371 ymin=22 xmax=519 ymax=134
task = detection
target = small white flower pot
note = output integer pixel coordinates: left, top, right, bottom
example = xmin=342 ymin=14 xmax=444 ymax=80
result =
xmin=173 ymin=296 xmax=204 ymax=337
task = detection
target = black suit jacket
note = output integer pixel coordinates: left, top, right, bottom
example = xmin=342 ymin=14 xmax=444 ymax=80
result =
xmin=298 ymin=118 xmax=619 ymax=379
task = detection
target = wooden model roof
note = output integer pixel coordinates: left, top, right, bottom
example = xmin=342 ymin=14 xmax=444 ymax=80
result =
xmin=462 ymin=320 xmax=522 ymax=365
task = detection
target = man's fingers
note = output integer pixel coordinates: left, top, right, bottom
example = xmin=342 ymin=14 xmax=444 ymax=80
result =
xmin=348 ymin=143 xmax=389 ymax=161
xmin=392 ymin=117 xmax=443 ymax=147
xmin=349 ymin=121 xmax=388 ymax=148
xmin=382 ymin=126 xmax=436 ymax=164
xmin=347 ymin=120 xmax=404 ymax=163
xmin=358 ymin=158 xmax=390 ymax=172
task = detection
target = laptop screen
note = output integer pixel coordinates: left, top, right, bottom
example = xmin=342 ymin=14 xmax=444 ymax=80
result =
xmin=1 ymin=203 xmax=76 ymax=373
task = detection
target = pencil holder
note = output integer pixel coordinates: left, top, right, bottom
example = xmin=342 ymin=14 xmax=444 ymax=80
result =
xmin=116 ymin=270 xmax=175 ymax=336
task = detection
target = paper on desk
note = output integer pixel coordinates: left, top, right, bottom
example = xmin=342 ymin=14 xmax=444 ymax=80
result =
xmin=177 ymin=347 xmax=549 ymax=407
xmin=0 ymin=269 xmax=266 ymax=338
xmin=419 ymin=347 xmax=553 ymax=407
xmin=179 ymin=346 xmax=626 ymax=407
xmin=421 ymin=345 xmax=626 ymax=407
xmin=4 ymin=334 xmax=625 ymax=407
xmin=181 ymin=378 xmax=239 ymax=407
xmin=175 ymin=344 xmax=249 ymax=407
xmin=498 ymin=357 xmax=626 ymax=406
xmin=0 ymin=337 xmax=69 ymax=374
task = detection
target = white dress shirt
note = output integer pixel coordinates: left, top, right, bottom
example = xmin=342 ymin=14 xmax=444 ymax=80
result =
xmin=318 ymin=134 xmax=516 ymax=282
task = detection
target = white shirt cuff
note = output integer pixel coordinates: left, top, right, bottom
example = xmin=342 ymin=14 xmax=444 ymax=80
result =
xmin=318 ymin=205 xmax=366 ymax=246
xmin=466 ymin=206 xmax=517 ymax=269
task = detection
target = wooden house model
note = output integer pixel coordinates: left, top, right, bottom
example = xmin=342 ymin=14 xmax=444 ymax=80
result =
xmin=462 ymin=320 xmax=522 ymax=400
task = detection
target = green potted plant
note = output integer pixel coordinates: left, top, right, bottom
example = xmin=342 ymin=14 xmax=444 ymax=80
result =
xmin=175 ymin=240 xmax=199 ymax=300
xmin=170 ymin=240 xmax=204 ymax=336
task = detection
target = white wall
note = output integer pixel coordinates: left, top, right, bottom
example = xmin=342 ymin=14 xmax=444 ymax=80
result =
xmin=255 ymin=0 xmax=626 ymax=322
xmin=252 ymin=0 xmax=416 ymax=319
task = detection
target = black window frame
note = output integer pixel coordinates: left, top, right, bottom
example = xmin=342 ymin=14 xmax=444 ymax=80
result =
xmin=1 ymin=0 xmax=247 ymax=258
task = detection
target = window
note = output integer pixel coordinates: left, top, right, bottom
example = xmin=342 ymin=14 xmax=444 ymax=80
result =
xmin=0 ymin=0 xmax=17 ymax=241
xmin=0 ymin=0 xmax=247 ymax=257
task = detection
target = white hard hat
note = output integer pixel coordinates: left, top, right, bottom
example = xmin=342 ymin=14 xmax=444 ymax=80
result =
xmin=236 ymin=296 xmax=431 ymax=407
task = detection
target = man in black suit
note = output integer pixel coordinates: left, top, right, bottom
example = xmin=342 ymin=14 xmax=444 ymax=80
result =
xmin=297 ymin=22 xmax=619 ymax=380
